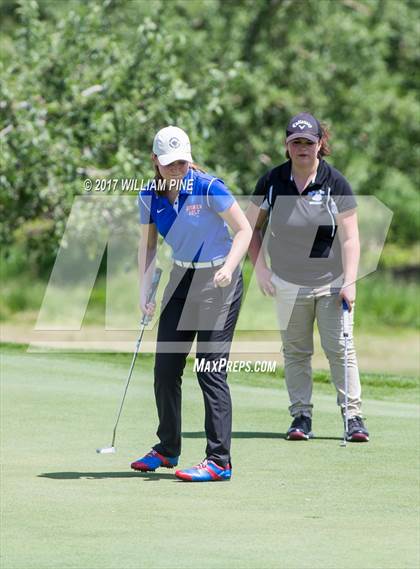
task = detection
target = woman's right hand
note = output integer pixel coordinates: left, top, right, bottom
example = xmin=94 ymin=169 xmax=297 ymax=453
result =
xmin=140 ymin=296 xmax=156 ymax=319
xmin=256 ymin=266 xmax=276 ymax=296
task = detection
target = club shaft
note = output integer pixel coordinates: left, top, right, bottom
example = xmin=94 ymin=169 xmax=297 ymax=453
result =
xmin=110 ymin=325 xmax=146 ymax=447
xmin=342 ymin=303 xmax=350 ymax=445
xmin=343 ymin=335 xmax=349 ymax=438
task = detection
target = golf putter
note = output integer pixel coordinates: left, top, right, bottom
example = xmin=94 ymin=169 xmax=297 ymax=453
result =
xmin=340 ymin=299 xmax=350 ymax=448
xmin=96 ymin=267 xmax=163 ymax=454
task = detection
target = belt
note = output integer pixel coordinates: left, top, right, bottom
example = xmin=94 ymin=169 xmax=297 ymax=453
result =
xmin=173 ymin=257 xmax=226 ymax=269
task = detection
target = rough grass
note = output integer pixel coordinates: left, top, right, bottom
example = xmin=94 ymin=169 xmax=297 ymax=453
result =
xmin=1 ymin=255 xmax=419 ymax=330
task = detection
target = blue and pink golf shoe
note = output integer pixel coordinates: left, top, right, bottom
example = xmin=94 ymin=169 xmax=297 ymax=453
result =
xmin=130 ymin=449 xmax=179 ymax=472
xmin=175 ymin=459 xmax=232 ymax=482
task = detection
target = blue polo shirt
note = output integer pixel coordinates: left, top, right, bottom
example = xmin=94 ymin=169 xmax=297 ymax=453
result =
xmin=138 ymin=168 xmax=235 ymax=263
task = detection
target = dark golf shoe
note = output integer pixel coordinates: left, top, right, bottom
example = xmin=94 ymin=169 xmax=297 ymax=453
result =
xmin=286 ymin=415 xmax=314 ymax=440
xmin=346 ymin=416 xmax=369 ymax=442
xmin=131 ymin=449 xmax=179 ymax=471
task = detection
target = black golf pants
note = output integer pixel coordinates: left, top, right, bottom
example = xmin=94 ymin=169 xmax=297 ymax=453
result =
xmin=153 ymin=265 xmax=243 ymax=467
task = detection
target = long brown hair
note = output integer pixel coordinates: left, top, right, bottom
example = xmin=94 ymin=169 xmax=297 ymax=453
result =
xmin=318 ymin=122 xmax=331 ymax=157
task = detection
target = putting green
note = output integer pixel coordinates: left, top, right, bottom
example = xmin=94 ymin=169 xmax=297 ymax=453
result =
xmin=1 ymin=347 xmax=419 ymax=569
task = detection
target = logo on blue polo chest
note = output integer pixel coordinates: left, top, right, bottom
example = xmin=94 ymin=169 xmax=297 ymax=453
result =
xmin=186 ymin=203 xmax=202 ymax=217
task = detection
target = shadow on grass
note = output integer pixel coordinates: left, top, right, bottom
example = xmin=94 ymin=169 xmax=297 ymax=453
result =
xmin=182 ymin=431 xmax=342 ymax=441
xmin=38 ymin=472 xmax=176 ymax=481
xmin=39 ymin=431 xmax=344 ymax=481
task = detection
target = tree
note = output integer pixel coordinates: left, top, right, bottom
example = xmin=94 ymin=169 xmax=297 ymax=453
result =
xmin=1 ymin=0 xmax=419 ymax=274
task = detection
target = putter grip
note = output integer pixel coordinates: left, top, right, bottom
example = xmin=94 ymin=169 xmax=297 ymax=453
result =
xmin=141 ymin=268 xmax=163 ymax=325
xmin=148 ymin=267 xmax=162 ymax=303
xmin=342 ymin=299 xmax=350 ymax=337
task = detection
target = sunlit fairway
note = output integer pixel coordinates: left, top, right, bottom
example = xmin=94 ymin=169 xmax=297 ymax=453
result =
xmin=1 ymin=345 xmax=419 ymax=569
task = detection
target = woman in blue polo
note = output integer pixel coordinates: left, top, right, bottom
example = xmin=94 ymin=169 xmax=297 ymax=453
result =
xmin=131 ymin=126 xmax=252 ymax=481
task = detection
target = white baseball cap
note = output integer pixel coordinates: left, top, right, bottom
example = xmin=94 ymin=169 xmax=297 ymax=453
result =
xmin=152 ymin=126 xmax=193 ymax=166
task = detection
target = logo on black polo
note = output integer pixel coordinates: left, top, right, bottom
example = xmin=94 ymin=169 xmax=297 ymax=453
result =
xmin=169 ymin=137 xmax=181 ymax=149
xmin=308 ymin=189 xmax=325 ymax=204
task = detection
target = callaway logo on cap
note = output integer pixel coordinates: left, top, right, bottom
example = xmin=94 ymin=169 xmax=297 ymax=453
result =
xmin=286 ymin=112 xmax=322 ymax=143
xmin=153 ymin=126 xmax=193 ymax=166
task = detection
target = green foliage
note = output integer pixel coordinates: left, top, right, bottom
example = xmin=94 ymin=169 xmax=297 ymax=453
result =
xmin=2 ymin=259 xmax=418 ymax=330
xmin=0 ymin=274 xmax=46 ymax=321
xmin=1 ymin=0 xmax=419 ymax=275
xmin=377 ymin=170 xmax=420 ymax=245
xmin=240 ymin=260 xmax=419 ymax=330
xmin=379 ymin=243 xmax=420 ymax=269
xmin=356 ymin=271 xmax=420 ymax=329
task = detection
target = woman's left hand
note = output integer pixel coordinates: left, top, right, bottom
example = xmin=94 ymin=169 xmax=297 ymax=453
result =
xmin=339 ymin=282 xmax=356 ymax=312
xmin=213 ymin=265 xmax=233 ymax=288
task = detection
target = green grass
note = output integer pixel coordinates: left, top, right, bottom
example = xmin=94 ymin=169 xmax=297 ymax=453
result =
xmin=1 ymin=256 xmax=419 ymax=331
xmin=1 ymin=345 xmax=419 ymax=569
xmin=240 ymin=261 xmax=419 ymax=331
xmin=354 ymin=272 xmax=419 ymax=329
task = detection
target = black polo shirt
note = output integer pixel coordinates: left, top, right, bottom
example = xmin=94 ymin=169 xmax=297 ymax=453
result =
xmin=252 ymin=159 xmax=357 ymax=287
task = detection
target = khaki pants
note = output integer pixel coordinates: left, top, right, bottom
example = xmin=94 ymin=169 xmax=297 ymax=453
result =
xmin=271 ymin=273 xmax=362 ymax=419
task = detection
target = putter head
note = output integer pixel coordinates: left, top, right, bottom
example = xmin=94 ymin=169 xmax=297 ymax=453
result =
xmin=96 ymin=446 xmax=116 ymax=454
xmin=340 ymin=439 xmax=347 ymax=447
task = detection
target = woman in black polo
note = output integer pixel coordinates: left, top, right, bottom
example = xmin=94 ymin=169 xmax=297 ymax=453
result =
xmin=247 ymin=113 xmax=369 ymax=442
